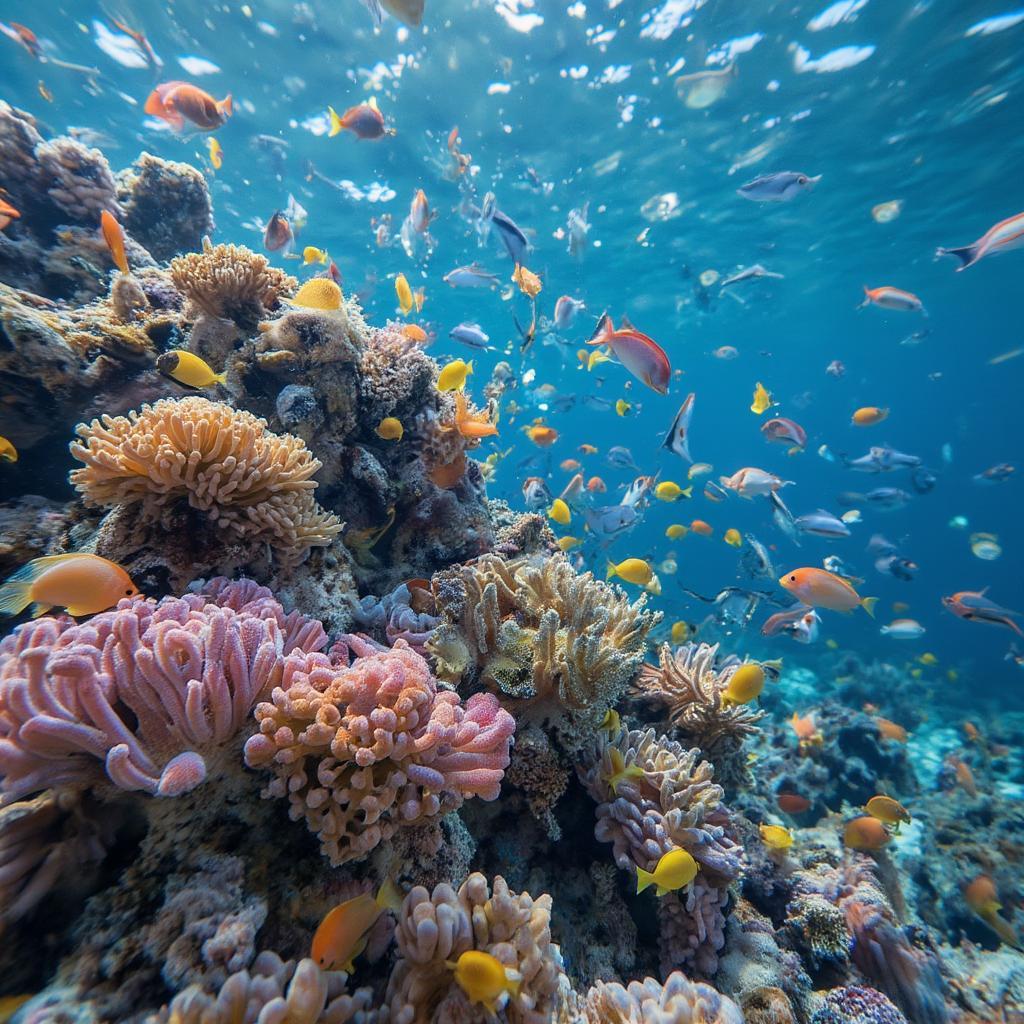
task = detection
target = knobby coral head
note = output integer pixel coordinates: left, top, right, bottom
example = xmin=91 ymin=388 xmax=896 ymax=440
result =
xmin=244 ymin=636 xmax=515 ymax=865
xmin=0 ymin=578 xmax=326 ymax=804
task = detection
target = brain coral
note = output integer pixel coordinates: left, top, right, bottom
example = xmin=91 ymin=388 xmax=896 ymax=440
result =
xmin=383 ymin=872 xmax=567 ymax=1024
xmin=0 ymin=578 xmax=326 ymax=803
xmin=244 ymin=636 xmax=515 ymax=865
xmin=576 ymin=972 xmax=744 ymax=1023
xmin=69 ymin=396 xmax=342 ymax=566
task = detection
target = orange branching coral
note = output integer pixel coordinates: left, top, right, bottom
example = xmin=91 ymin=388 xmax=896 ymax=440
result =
xmin=169 ymin=241 xmax=295 ymax=327
xmin=384 ymin=872 xmax=568 ymax=1024
xmin=69 ymin=396 xmax=341 ymax=566
xmin=633 ymin=642 xmax=763 ymax=770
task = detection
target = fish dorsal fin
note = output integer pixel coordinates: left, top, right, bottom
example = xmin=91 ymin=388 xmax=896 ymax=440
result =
xmin=368 ymin=95 xmax=380 ymax=112
xmin=586 ymin=312 xmax=612 ymax=345
xmin=620 ymin=314 xmax=635 ymax=331
xmin=7 ymin=553 xmax=90 ymax=583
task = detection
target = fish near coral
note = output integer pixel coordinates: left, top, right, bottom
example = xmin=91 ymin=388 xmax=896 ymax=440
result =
xmin=450 ymin=392 xmax=498 ymax=439
xmin=328 ymin=96 xmax=392 ymax=140
xmin=312 ymin=879 xmax=403 ymax=972
xmin=759 ymin=824 xmax=794 ymax=851
xmin=157 ymin=350 xmax=226 ymax=388
xmin=548 ymin=498 xmax=571 ymax=525
xmin=865 ymin=795 xmax=911 ymax=830
xmin=721 ymin=663 xmax=764 ymax=706
xmin=875 ymin=716 xmax=907 ymax=742
xmin=603 ymin=748 xmax=645 ymax=795
xmin=525 ymin=421 xmax=558 ymax=447
xmin=0 ymin=197 xmax=20 ymax=231
xmin=438 ymin=358 xmax=473 ymax=392
xmin=843 ymin=816 xmax=890 ymax=851
xmin=963 ymin=875 xmax=1021 ymax=948
xmin=376 ymin=417 xmax=403 ymax=441
xmin=292 ymin=278 xmax=343 ymax=311
xmin=0 ymin=553 xmax=139 ymax=618
xmin=636 ymin=848 xmax=699 ymax=896
xmin=302 ymin=245 xmax=328 ymax=265
xmin=100 ymin=210 xmax=129 ymax=275
xmin=776 ymin=792 xmax=810 ymax=814
xmin=446 ymin=951 xmax=521 ymax=1014
xmin=606 ymin=558 xmax=653 ymax=586
xmin=145 ymin=81 xmax=233 ymax=131
xmin=0 ymin=436 xmax=17 ymax=462
xmin=263 ymin=211 xmax=293 ymax=254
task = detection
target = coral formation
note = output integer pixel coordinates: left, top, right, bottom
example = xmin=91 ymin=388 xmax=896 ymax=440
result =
xmin=573 ymin=971 xmax=744 ymax=1023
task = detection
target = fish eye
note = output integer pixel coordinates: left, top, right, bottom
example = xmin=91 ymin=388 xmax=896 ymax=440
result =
xmin=126 ymin=588 xmax=135 ymax=595
xmin=798 ymin=175 xmax=808 ymax=184
xmin=789 ymin=575 xmax=797 ymax=582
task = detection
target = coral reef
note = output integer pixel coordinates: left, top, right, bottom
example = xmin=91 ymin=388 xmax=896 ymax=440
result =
xmin=573 ymin=971 xmax=744 ymax=1023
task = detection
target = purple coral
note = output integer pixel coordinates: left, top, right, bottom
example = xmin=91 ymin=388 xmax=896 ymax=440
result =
xmin=811 ymin=986 xmax=909 ymax=1024
xmin=353 ymin=583 xmax=440 ymax=653
xmin=0 ymin=578 xmax=326 ymax=803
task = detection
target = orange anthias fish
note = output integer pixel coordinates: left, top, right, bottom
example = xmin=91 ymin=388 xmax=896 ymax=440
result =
xmin=950 ymin=757 xmax=978 ymax=797
xmin=525 ymin=421 xmax=558 ymax=447
xmin=875 ymin=717 xmax=908 ymax=743
xmin=311 ymin=880 xmax=403 ymax=973
xmin=145 ymin=81 xmax=233 ymax=131
xmin=843 ymin=816 xmax=891 ymax=852
xmin=858 ymin=285 xmax=926 ymax=315
xmin=963 ymin=875 xmax=1021 ymax=949
xmin=780 ymin=567 xmax=877 ymax=616
xmin=100 ymin=210 xmax=129 ymax=275
xmin=586 ymin=312 xmax=671 ymax=394
xmin=450 ymin=393 xmax=498 ymax=439
xmin=328 ymin=96 xmax=393 ymax=140
xmin=0 ymin=197 xmax=20 ymax=231
xmin=0 ymin=553 xmax=139 ymax=618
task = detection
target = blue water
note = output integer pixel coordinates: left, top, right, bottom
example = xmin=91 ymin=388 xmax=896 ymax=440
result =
xmin=3 ymin=0 xmax=1023 ymax=687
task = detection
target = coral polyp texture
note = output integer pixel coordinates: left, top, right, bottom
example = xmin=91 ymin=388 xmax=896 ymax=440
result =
xmin=383 ymin=872 xmax=567 ymax=1023
xmin=69 ymin=395 xmax=343 ymax=566
xmin=574 ymin=972 xmax=745 ymax=1023
xmin=0 ymin=578 xmax=326 ymax=802
xmin=244 ymin=635 xmax=516 ymax=865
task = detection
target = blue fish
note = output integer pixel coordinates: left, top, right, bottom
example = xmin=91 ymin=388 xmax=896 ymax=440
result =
xmin=583 ymin=503 xmax=638 ymax=540
xmin=449 ymin=322 xmax=490 ymax=349
xmin=737 ymin=171 xmax=821 ymax=202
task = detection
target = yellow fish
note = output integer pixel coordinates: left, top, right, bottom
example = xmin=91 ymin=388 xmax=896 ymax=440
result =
xmin=636 ymin=848 xmax=699 ymax=896
xmin=721 ymin=663 xmax=765 ymax=706
xmin=446 ymin=950 xmax=520 ymax=1015
xmin=0 ymin=435 xmax=17 ymax=462
xmin=0 ymin=553 xmax=139 ymax=618
xmin=655 ymin=481 xmax=692 ymax=502
xmin=548 ymin=498 xmax=571 ymax=525
xmin=156 ymin=350 xmax=226 ymax=388
xmin=512 ymin=263 xmax=542 ymax=298
xmin=311 ymin=879 xmax=403 ymax=973
xmin=303 ymin=246 xmax=329 ymax=265
xmin=865 ymin=795 xmax=911 ymax=829
xmin=437 ymin=359 xmax=473 ymax=392
xmin=587 ymin=348 xmax=612 ymax=371
xmin=345 ymin=507 xmax=396 ymax=553
xmin=556 ymin=536 xmax=581 ymax=551
xmin=292 ymin=278 xmax=343 ymax=311
xmin=751 ymin=381 xmax=773 ymax=415
xmin=375 ymin=417 xmax=403 ymax=441
xmin=671 ymin=620 xmax=691 ymax=643
xmin=615 ymin=399 xmax=632 ymax=417
xmin=918 ymin=652 xmax=938 ymax=666
xmin=606 ymin=558 xmax=653 ymax=586
xmin=207 ymin=137 xmax=223 ymax=169
xmin=724 ymin=528 xmax=742 ymax=548
xmin=600 ymin=708 xmax=621 ymax=735
xmin=665 ymin=524 xmax=688 ymax=539
xmin=603 ymin=748 xmax=645 ymax=795
xmin=759 ymin=824 xmax=794 ymax=850
xmin=395 ymin=272 xmax=414 ymax=315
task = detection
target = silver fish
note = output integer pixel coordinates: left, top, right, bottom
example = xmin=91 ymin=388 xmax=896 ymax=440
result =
xmin=843 ymin=446 xmax=921 ymax=473
xmin=737 ymin=171 xmax=821 ymax=202
xmin=661 ymin=393 xmax=695 ymax=464
xmin=443 ymin=262 xmax=500 ymax=288
xmin=583 ymin=503 xmax=638 ymax=539
xmin=769 ymin=491 xmax=801 ymax=546
xmin=567 ymin=201 xmax=590 ymax=258
xmin=794 ymin=509 xmax=851 ymax=538
xmin=491 ymin=205 xmax=530 ymax=265
xmin=720 ymin=264 xmax=784 ymax=288
xmin=622 ymin=473 xmax=659 ymax=509
xmin=449 ymin=322 xmax=490 ymax=349
xmin=741 ymin=533 xmax=775 ymax=580
xmin=553 ymin=295 xmax=585 ymax=330
xmin=606 ymin=446 xmax=640 ymax=470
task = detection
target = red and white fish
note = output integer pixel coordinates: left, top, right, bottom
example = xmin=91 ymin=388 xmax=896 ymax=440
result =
xmin=938 ymin=211 xmax=1024 ymax=271
xmin=858 ymin=286 xmax=926 ymax=315
xmin=761 ymin=416 xmax=807 ymax=450
xmin=586 ymin=313 xmax=671 ymax=394
xmin=942 ymin=588 xmax=1022 ymax=636
xmin=720 ymin=467 xmax=792 ymax=499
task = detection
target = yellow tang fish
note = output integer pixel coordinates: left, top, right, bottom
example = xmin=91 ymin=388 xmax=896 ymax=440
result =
xmin=636 ymin=848 xmax=698 ymax=896
xmin=446 ymin=951 xmax=521 ymax=1014
xmin=395 ymin=272 xmax=414 ymax=315
xmin=156 ymin=350 xmax=226 ymax=388
xmin=751 ymin=381 xmax=773 ymax=415
xmin=303 ymin=246 xmax=329 ymax=265
xmin=437 ymin=359 xmax=473 ymax=392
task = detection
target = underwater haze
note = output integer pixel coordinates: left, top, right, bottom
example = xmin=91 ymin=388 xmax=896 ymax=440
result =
xmin=1 ymin=0 xmax=1023 ymax=1021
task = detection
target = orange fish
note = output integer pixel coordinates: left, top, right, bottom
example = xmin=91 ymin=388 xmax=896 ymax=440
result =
xmin=776 ymin=792 xmax=811 ymax=814
xmin=100 ymin=210 xmax=129 ymax=275
xmin=560 ymin=458 xmax=581 ymax=472
xmin=851 ymin=406 xmax=889 ymax=427
xmin=963 ymin=875 xmax=1020 ymax=948
xmin=586 ymin=312 xmax=671 ymax=394
xmin=780 ymin=567 xmax=876 ymax=616
xmin=311 ymin=880 xmax=403 ymax=973
xmin=145 ymin=81 xmax=232 ymax=131
xmin=586 ymin=475 xmax=607 ymax=493
xmin=963 ymin=721 xmax=982 ymax=744
xmin=429 ymin=452 xmax=467 ymax=489
xmin=263 ymin=211 xmax=293 ymax=253
xmin=875 ymin=717 xmax=908 ymax=743
xmin=0 ymin=197 xmax=20 ymax=232
xmin=525 ymin=422 xmax=558 ymax=447
xmin=789 ymin=712 xmax=819 ymax=742
xmin=3 ymin=21 xmax=42 ymax=59
xmin=859 ymin=285 xmax=926 ymax=315
xmin=578 ymin=443 xmax=598 ymax=455
xmin=689 ymin=520 xmax=713 ymax=537
xmin=0 ymin=553 xmax=139 ymax=618
xmin=450 ymin=393 xmax=497 ymax=439
xmin=843 ymin=816 xmax=890 ymax=852
xmin=952 ymin=758 xmax=977 ymax=797
xmin=328 ymin=96 xmax=392 ymax=140
xmin=401 ymin=324 xmax=428 ymax=343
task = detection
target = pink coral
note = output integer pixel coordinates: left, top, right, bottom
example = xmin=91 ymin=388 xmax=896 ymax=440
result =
xmin=244 ymin=636 xmax=515 ymax=865
xmin=0 ymin=579 xmax=326 ymax=803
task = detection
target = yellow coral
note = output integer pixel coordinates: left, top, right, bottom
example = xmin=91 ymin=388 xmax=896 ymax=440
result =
xmin=69 ymin=396 xmax=341 ymax=566
xmin=169 ymin=241 xmax=295 ymax=326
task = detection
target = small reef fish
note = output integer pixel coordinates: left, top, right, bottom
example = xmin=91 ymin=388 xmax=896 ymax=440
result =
xmin=556 ymin=536 xmax=581 ymax=551
xmin=963 ymin=875 xmax=1021 ymax=949
xmin=759 ymin=824 xmax=794 ymax=851
xmin=750 ymin=382 xmax=773 ymax=415
xmin=843 ymin=816 xmax=890 ymax=852
xmin=600 ymin=709 xmax=621 ymax=736
xmin=859 ymin=286 xmax=926 ymax=315
xmin=263 ymin=211 xmax=293 ymax=253
xmin=852 ymin=406 xmax=889 ymax=427
xmin=689 ymin=520 xmax=714 ymax=537
xmin=720 ymin=467 xmax=792 ymax=499
xmin=789 ymin=712 xmax=823 ymax=749
xmin=942 ymin=589 xmax=1022 ymax=635
xmin=450 ymin=393 xmax=497 ymax=438
xmin=724 ymin=528 xmax=742 ymax=548
xmin=654 ymin=481 xmax=691 ymax=502
xmin=781 ymin=568 xmax=876 ymax=615
xmin=449 ymin=323 xmax=490 ymax=349
xmin=375 ymin=417 xmax=403 ymax=441
xmin=0 ymin=553 xmax=139 ymax=618
xmin=794 ymin=510 xmax=850 ymax=539
xmin=446 ymin=951 xmax=520 ymax=1014
xmin=737 ymin=171 xmax=820 ymax=202
xmin=777 ymin=792 xmax=811 ymax=814
xmin=938 ymin=211 xmax=1024 ymax=271
xmin=553 ymin=295 xmax=585 ymax=330
xmin=880 ymin=618 xmax=926 ymax=640
xmin=207 ymin=137 xmax=223 ymax=170
xmin=721 ymin=663 xmax=765 ymax=706
xmin=973 ymin=463 xmax=1015 ymax=485
xmin=328 ymin=96 xmax=392 ymax=140
xmin=100 ymin=209 xmax=129 ymax=274
xmin=402 ymin=324 xmax=427 ymax=343
xmin=489 ymin=203 xmax=531 ymax=265
xmin=512 ymin=263 xmax=542 ymax=298
xmin=587 ymin=313 xmax=671 ymax=394
xmin=876 ymin=717 xmax=908 ymax=742
xmin=292 ymin=279 xmax=343 ymax=311
xmin=666 ymin=524 xmax=687 ymax=540
xmin=437 ymin=359 xmax=473 ymax=392
xmin=636 ymin=849 xmax=698 ymax=896
xmin=587 ymin=476 xmax=606 ymax=493
xmin=443 ymin=263 xmax=500 ymax=289
xmin=826 ymin=359 xmax=845 ymax=377
xmin=0 ymin=197 xmax=20 ymax=231
xmin=583 ymin=504 xmax=638 ymax=540
xmin=0 ymin=436 xmax=17 ymax=462
xmin=302 ymin=246 xmax=328 ymax=265
xmin=721 ymin=264 xmax=784 ymax=288
xmin=567 ymin=201 xmax=590 ymax=257
xmin=395 ymin=273 xmax=414 ymax=315
xmin=311 ymin=880 xmax=402 ymax=972
xmin=671 ymin=621 xmax=692 ymax=642
xmin=713 ymin=345 xmax=739 ymax=360
xmin=607 ymin=446 xmax=640 ymax=470
xmin=865 ymin=795 xmax=911 ymax=828
xmin=547 ymin=499 xmax=571 ymax=525
xmin=607 ymin=558 xmax=653 ymax=586
xmin=762 ymin=417 xmax=807 ymax=449
xmin=622 ymin=474 xmax=659 ymax=509
xmin=156 ymin=350 xmax=225 ymax=388
xmin=662 ymin=393 xmax=695 ymax=463
xmin=522 ymin=477 xmax=551 ymax=510
xmin=615 ymin=399 xmax=631 ymax=417
xmin=524 ymin=421 xmax=558 ymax=447
xmin=145 ymin=81 xmax=232 ymax=131
xmin=603 ymin=749 xmax=644 ymax=795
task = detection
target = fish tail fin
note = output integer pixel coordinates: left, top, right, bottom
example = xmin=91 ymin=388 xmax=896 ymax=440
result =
xmin=682 ymin=486 xmax=693 ymax=499
xmin=636 ymin=866 xmax=655 ymax=894
xmin=586 ymin=312 xmax=613 ymax=346
xmin=857 ymin=286 xmax=871 ymax=310
xmin=936 ymin=244 xmax=979 ymax=272
xmin=1006 ymin=617 xmax=1024 ymax=637
xmin=861 ymin=596 xmax=878 ymax=618
xmin=217 ymin=93 xmax=233 ymax=118
xmin=30 ymin=602 xmax=53 ymax=618
xmin=0 ymin=579 xmax=33 ymax=618
xmin=606 ymin=561 xmax=618 ymax=581
xmin=376 ymin=878 xmax=404 ymax=914
xmin=327 ymin=106 xmax=343 ymax=137
xmin=213 ymin=371 xmax=227 ymax=385
xmin=143 ymin=89 xmax=165 ymax=117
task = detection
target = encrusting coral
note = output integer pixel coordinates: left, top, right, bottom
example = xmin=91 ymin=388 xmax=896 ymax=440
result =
xmin=0 ymin=577 xmax=327 ymax=804
xmin=69 ymin=395 xmax=343 ymax=567
xmin=383 ymin=872 xmax=567 ymax=1023
xmin=244 ymin=635 xmax=516 ymax=865
xmin=572 ymin=971 xmax=744 ymax=1023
